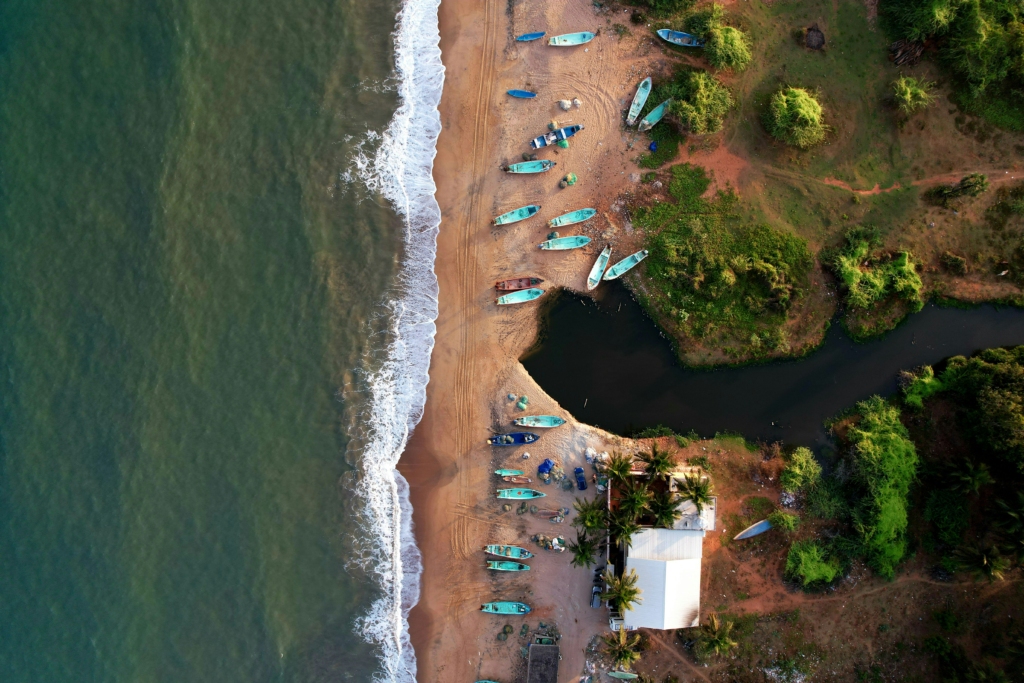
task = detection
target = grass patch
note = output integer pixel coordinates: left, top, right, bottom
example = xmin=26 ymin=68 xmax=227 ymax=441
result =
xmin=636 ymin=123 xmax=683 ymax=169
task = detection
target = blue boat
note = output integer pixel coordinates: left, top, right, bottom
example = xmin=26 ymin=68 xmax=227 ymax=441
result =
xmin=487 ymin=432 xmax=539 ymax=446
xmin=507 ymin=89 xmax=537 ymax=99
xmin=516 ymin=31 xmax=546 ymax=42
xmin=530 ymin=124 xmax=584 ymax=149
xmin=733 ymin=519 xmax=772 ymax=540
xmin=505 ymin=160 xmax=556 ymax=174
xmin=656 ymin=28 xmax=704 ymax=48
xmin=638 ymin=99 xmax=671 ymax=133
xmin=549 ymin=32 xmax=595 ymax=46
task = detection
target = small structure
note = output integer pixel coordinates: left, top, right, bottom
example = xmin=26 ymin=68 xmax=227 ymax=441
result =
xmin=611 ymin=528 xmax=703 ymax=631
xmin=805 ymin=24 xmax=825 ymax=50
xmin=526 ymin=644 xmax=559 ymax=683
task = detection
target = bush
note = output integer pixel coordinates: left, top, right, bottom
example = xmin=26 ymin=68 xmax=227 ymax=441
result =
xmin=780 ymin=447 xmax=822 ymax=492
xmin=892 ymin=76 xmax=935 ymax=114
xmin=826 ymin=228 xmax=923 ymax=311
xmin=637 ymin=0 xmax=697 ymax=16
xmin=671 ymin=71 xmax=733 ymax=134
xmin=924 ymin=489 xmax=969 ymax=548
xmin=900 ymin=365 xmax=945 ymax=409
xmin=706 ymin=26 xmax=752 ymax=71
xmin=929 ymin=173 xmax=990 ymax=207
xmin=685 ymin=3 xmax=726 ymax=36
xmin=805 ymin=476 xmax=852 ymax=520
xmin=768 ymin=510 xmax=800 ymax=533
xmin=940 ymin=251 xmax=968 ymax=275
xmin=763 ymin=87 xmax=828 ymax=149
xmin=785 ymin=540 xmax=840 ymax=586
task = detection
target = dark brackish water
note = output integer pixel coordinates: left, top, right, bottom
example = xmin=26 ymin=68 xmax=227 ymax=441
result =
xmin=522 ymin=283 xmax=1024 ymax=448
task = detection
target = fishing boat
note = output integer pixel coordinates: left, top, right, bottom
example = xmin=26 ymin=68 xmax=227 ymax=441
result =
xmin=733 ymin=519 xmax=772 ymax=541
xmin=503 ymin=475 xmax=533 ymax=484
xmin=487 ymin=560 xmax=531 ymax=572
xmin=487 ymin=432 xmax=539 ymax=446
xmin=548 ymin=32 xmax=595 ymax=46
xmin=608 ymin=673 xmax=639 ymax=680
xmin=626 ymin=77 xmax=652 ymax=126
xmin=495 ymin=277 xmax=543 ymax=291
xmin=603 ymin=250 xmax=649 ymax=280
xmin=493 ymin=205 xmax=540 ymax=226
xmin=507 ymin=89 xmax=537 ymax=99
xmin=638 ymin=99 xmax=671 ymax=133
xmin=494 ymin=469 xmax=524 ymax=477
xmin=516 ymin=31 xmax=546 ymax=42
xmin=586 ymin=245 xmax=613 ymax=290
xmin=513 ymin=415 xmax=566 ymax=428
xmin=530 ymin=124 xmax=584 ymax=149
xmin=505 ymin=159 xmax=556 ymax=174
xmin=656 ymin=28 xmax=705 ymax=47
xmin=535 ymin=508 xmax=569 ymax=519
xmin=548 ymin=208 xmax=596 ymax=227
xmin=496 ymin=288 xmax=544 ymax=305
xmin=496 ymin=488 xmax=546 ymax=499
xmin=481 ymin=601 xmax=532 ymax=615
xmin=484 ymin=544 xmax=534 ymax=559
xmin=538 ymin=235 xmax=591 ymax=250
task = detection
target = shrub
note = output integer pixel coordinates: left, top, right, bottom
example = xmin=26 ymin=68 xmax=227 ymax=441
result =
xmin=805 ymin=476 xmax=851 ymax=520
xmin=768 ymin=510 xmax=800 ymax=533
xmin=779 ymin=447 xmax=822 ymax=492
xmin=924 ymin=489 xmax=969 ymax=548
xmin=685 ymin=3 xmax=726 ymax=36
xmin=637 ymin=0 xmax=696 ymax=16
xmin=671 ymin=71 xmax=733 ymax=134
xmin=785 ymin=540 xmax=840 ymax=586
xmin=706 ymin=26 xmax=752 ymax=71
xmin=826 ymin=229 xmax=923 ymax=312
xmin=764 ymin=87 xmax=828 ymax=149
xmin=940 ymin=251 xmax=968 ymax=275
xmin=928 ymin=173 xmax=990 ymax=206
xmin=901 ymin=365 xmax=945 ymax=409
xmin=892 ymin=76 xmax=935 ymax=114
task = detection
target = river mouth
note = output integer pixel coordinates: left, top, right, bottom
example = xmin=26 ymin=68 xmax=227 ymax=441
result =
xmin=521 ymin=282 xmax=1024 ymax=449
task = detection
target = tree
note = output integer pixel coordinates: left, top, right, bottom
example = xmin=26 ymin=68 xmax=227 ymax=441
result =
xmin=892 ymin=76 xmax=935 ymax=114
xmin=763 ymin=87 xmax=828 ymax=149
xmin=678 ymin=473 xmax=714 ymax=513
xmin=568 ymin=532 xmax=599 ymax=568
xmin=649 ymin=489 xmax=683 ymax=528
xmin=695 ymin=613 xmax=738 ymax=659
xmin=671 ymin=71 xmax=733 ymax=135
xmin=956 ymin=543 xmax=1011 ymax=582
xmin=706 ymin=26 xmax=751 ymax=71
xmin=605 ymin=451 xmax=635 ymax=485
xmin=785 ymin=540 xmax=840 ymax=586
xmin=618 ymin=477 xmax=653 ymax=519
xmin=779 ymin=447 xmax=822 ymax=493
xmin=572 ymin=496 xmax=608 ymax=532
xmin=601 ymin=625 xmax=642 ymax=669
xmin=609 ymin=509 xmax=642 ymax=549
xmin=944 ymin=458 xmax=994 ymax=496
xmin=997 ymin=491 xmax=1024 ymax=556
xmin=601 ymin=568 xmax=643 ymax=613
xmin=638 ymin=443 xmax=676 ymax=480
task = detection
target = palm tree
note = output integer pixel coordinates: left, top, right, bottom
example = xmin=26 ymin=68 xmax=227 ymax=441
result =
xmin=605 ymin=451 xmax=635 ymax=485
xmin=649 ymin=489 xmax=682 ymax=529
xmin=600 ymin=625 xmax=641 ymax=669
xmin=568 ymin=532 xmax=599 ymax=568
xmin=956 ymin=543 xmax=1011 ymax=582
xmin=572 ymin=497 xmax=608 ymax=533
xmin=608 ymin=509 xmax=641 ymax=550
xmin=638 ymin=444 xmax=676 ymax=481
xmin=601 ymin=568 xmax=643 ymax=613
xmin=696 ymin=613 xmax=737 ymax=660
xmin=679 ymin=473 xmax=714 ymax=514
xmin=618 ymin=477 xmax=652 ymax=520
xmin=946 ymin=459 xmax=994 ymax=496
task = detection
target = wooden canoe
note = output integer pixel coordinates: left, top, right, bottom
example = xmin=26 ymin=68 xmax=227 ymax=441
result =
xmin=495 ymin=277 xmax=543 ymax=291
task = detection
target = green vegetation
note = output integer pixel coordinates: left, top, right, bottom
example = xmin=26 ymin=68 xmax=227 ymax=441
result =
xmin=619 ymin=477 xmax=653 ymax=518
xmin=891 ymin=75 xmax=935 ymax=115
xmin=923 ymin=488 xmax=968 ymax=547
xmin=568 ymin=532 xmax=600 ymax=568
xmin=602 ymin=625 xmax=643 ymax=669
xmin=768 ymin=510 xmax=800 ymax=533
xmin=679 ymin=473 xmax=714 ymax=513
xmin=694 ymin=613 xmax=738 ymax=660
xmin=899 ymin=365 xmax=945 ymax=409
xmin=635 ymin=0 xmax=696 ymax=17
xmin=779 ymin=446 xmax=822 ymax=493
xmin=572 ymin=496 xmax=608 ymax=533
xmin=671 ymin=71 xmax=733 ymax=134
xmin=650 ymin=489 xmax=684 ymax=528
xmin=706 ymin=26 xmax=752 ymax=71
xmin=605 ymin=451 xmax=634 ymax=484
xmin=804 ymin=476 xmax=851 ymax=521
xmin=785 ymin=540 xmax=840 ymax=586
xmin=637 ymin=444 xmax=676 ymax=480
xmin=636 ymin=123 xmax=683 ymax=170
xmin=601 ymin=568 xmax=644 ymax=613
xmin=928 ymin=173 xmax=990 ymax=207
xmin=763 ymin=87 xmax=828 ymax=149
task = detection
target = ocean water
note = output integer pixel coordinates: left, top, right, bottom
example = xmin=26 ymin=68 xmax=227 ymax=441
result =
xmin=0 ymin=0 xmax=441 ymax=681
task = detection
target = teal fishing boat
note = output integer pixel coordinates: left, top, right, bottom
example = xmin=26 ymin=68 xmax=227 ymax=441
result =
xmin=494 ymin=469 xmax=525 ymax=477
xmin=626 ymin=77 xmax=652 ymax=126
xmin=513 ymin=415 xmax=566 ymax=428
xmin=481 ymin=601 xmax=532 ymax=615
xmin=603 ymin=249 xmax=649 ymax=280
xmin=496 ymin=288 xmax=544 ymax=305
xmin=656 ymin=28 xmax=704 ymax=47
xmin=493 ymin=205 xmax=540 ymax=226
xmin=538 ymin=235 xmax=591 ymax=250
xmin=548 ymin=208 xmax=596 ymax=227
xmin=484 ymin=544 xmax=534 ymax=559
xmin=586 ymin=245 xmax=613 ymax=291
xmin=516 ymin=31 xmax=546 ymax=42
xmin=608 ymin=673 xmax=639 ymax=680
xmin=638 ymin=99 xmax=671 ymax=133
xmin=496 ymin=488 xmax=546 ymax=499
xmin=487 ymin=560 xmax=531 ymax=572
xmin=548 ymin=32 xmax=595 ymax=46
xmin=505 ymin=160 xmax=556 ymax=174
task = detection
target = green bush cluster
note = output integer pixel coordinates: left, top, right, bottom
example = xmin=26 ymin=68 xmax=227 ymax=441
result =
xmin=768 ymin=510 xmax=800 ymax=533
xmin=805 ymin=476 xmax=852 ymax=521
xmin=785 ymin=540 xmax=840 ymax=586
xmin=706 ymin=26 xmax=752 ymax=71
xmin=637 ymin=0 xmax=697 ymax=17
xmin=763 ymin=87 xmax=828 ymax=149
xmin=670 ymin=71 xmax=734 ymax=134
xmin=892 ymin=76 xmax=935 ymax=115
xmin=826 ymin=228 xmax=923 ymax=312
xmin=779 ymin=447 xmax=822 ymax=493
xmin=928 ymin=173 xmax=990 ymax=207
xmin=900 ymin=365 xmax=945 ymax=409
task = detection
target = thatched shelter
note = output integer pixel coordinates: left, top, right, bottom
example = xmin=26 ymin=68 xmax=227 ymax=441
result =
xmin=806 ymin=24 xmax=825 ymax=50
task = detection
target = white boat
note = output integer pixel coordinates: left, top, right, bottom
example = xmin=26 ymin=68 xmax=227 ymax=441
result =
xmin=603 ymin=250 xmax=649 ymax=280
xmin=626 ymin=77 xmax=652 ymax=126
xmin=586 ymin=246 xmax=612 ymax=290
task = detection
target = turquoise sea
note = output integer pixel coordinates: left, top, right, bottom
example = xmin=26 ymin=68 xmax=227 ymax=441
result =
xmin=0 ymin=0 xmax=442 ymax=681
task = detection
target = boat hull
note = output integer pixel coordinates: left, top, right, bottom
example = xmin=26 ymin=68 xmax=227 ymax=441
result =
xmin=496 ymin=288 xmax=544 ymax=305
xmin=626 ymin=77 xmax=652 ymax=126
xmin=516 ymin=31 xmax=546 ymax=42
xmin=494 ymin=469 xmax=525 ymax=477
xmin=638 ymin=99 xmax=671 ymax=133
xmin=484 ymin=544 xmax=534 ymax=559
xmin=733 ymin=519 xmax=772 ymax=540
xmin=487 ymin=561 xmax=531 ymax=571
xmin=506 ymin=160 xmax=555 ymax=174
xmin=548 ymin=208 xmax=596 ymax=227
xmin=487 ymin=432 xmax=540 ymax=446
xmin=548 ymin=32 xmax=595 ymax=46
xmin=507 ymin=89 xmax=537 ymax=99
xmin=603 ymin=249 xmax=649 ymax=280
xmin=496 ymin=488 xmax=546 ymax=499
xmin=530 ymin=124 xmax=584 ymax=149
xmin=538 ymin=236 xmax=591 ymax=250
xmin=495 ymin=277 xmax=543 ymax=291
xmin=656 ymin=28 xmax=705 ymax=47
xmin=481 ymin=601 xmax=532 ymax=615
xmin=587 ymin=246 xmax=613 ymax=290
xmin=513 ymin=415 xmax=566 ymax=428
xmin=493 ymin=204 xmax=540 ymax=225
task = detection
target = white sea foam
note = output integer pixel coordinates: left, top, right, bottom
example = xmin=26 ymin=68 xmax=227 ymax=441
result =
xmin=349 ymin=0 xmax=444 ymax=677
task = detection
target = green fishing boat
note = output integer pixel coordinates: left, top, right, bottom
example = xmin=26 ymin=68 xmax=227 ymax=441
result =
xmin=513 ymin=415 xmax=566 ymax=428
xmin=548 ymin=208 xmax=596 ymax=227
xmin=484 ymin=544 xmax=534 ymax=559
xmin=638 ymin=99 xmax=671 ymax=133
xmin=493 ymin=205 xmax=540 ymax=225
xmin=538 ymin=235 xmax=591 ymax=250
xmin=586 ymin=245 xmax=613 ymax=291
xmin=487 ymin=560 xmax=531 ymax=572
xmin=481 ymin=601 xmax=532 ymax=615
xmin=608 ymin=673 xmax=639 ymax=680
xmin=548 ymin=32 xmax=595 ymax=46
xmin=603 ymin=249 xmax=649 ymax=280
xmin=505 ymin=160 xmax=556 ymax=174
xmin=494 ymin=469 xmax=525 ymax=477
xmin=496 ymin=288 xmax=544 ymax=305
xmin=626 ymin=77 xmax=652 ymax=126
xmin=496 ymin=488 xmax=546 ymax=499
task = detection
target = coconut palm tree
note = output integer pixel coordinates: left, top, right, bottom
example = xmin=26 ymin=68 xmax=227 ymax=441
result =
xmin=679 ymin=473 xmax=714 ymax=514
xmin=608 ymin=509 xmax=641 ymax=550
xmin=601 ymin=625 xmax=642 ymax=670
xmin=568 ymin=532 xmax=599 ymax=568
xmin=618 ymin=477 xmax=652 ymax=520
xmin=572 ymin=497 xmax=608 ymax=533
xmin=649 ymin=489 xmax=682 ymax=529
xmin=637 ymin=444 xmax=676 ymax=481
xmin=605 ymin=451 xmax=634 ymax=485
xmin=601 ymin=568 xmax=643 ymax=613
xmin=946 ymin=459 xmax=994 ymax=497
xmin=956 ymin=542 xmax=1011 ymax=582
xmin=696 ymin=613 xmax=737 ymax=659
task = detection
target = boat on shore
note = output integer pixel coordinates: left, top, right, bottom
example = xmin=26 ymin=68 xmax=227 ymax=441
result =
xmin=494 ymin=469 xmax=525 ymax=477
xmin=539 ymin=235 xmax=591 ymax=250
xmin=505 ymin=160 xmax=556 ymax=174
xmin=530 ymin=124 xmax=584 ymax=149
xmin=626 ymin=77 xmax=652 ymax=126
xmin=608 ymin=673 xmax=639 ymax=680
xmin=638 ymin=99 xmax=671 ymax=132
xmin=656 ymin=28 xmax=705 ymax=47
xmin=496 ymin=288 xmax=544 ymax=305
xmin=507 ymin=89 xmax=537 ymax=99
xmin=548 ymin=32 xmax=595 ymax=46
xmin=516 ymin=31 xmax=546 ymax=42
xmin=496 ymin=488 xmax=546 ymax=499
xmin=603 ymin=250 xmax=649 ymax=280
xmin=484 ymin=544 xmax=534 ymax=559
xmin=493 ymin=204 xmax=540 ymax=225
xmin=503 ymin=475 xmax=533 ymax=484
xmin=487 ymin=432 xmax=539 ymax=446
xmin=487 ymin=560 xmax=531 ymax=572
xmin=733 ymin=519 xmax=772 ymax=540
xmin=481 ymin=601 xmax=532 ymax=615
xmin=548 ymin=208 xmax=596 ymax=227
xmin=586 ymin=245 xmax=613 ymax=290
xmin=495 ymin=277 xmax=543 ymax=291
xmin=513 ymin=415 xmax=566 ymax=428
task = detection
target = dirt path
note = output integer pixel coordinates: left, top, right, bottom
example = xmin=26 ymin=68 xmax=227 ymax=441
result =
xmin=770 ymin=166 xmax=1024 ymax=196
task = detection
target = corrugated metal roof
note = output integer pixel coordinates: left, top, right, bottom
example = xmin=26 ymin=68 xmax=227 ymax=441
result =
xmin=628 ymin=528 xmax=704 ymax=560
xmin=623 ymin=557 xmax=701 ymax=630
